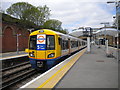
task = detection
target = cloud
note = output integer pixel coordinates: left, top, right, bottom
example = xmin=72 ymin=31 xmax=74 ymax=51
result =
xmin=1 ymin=0 xmax=115 ymax=32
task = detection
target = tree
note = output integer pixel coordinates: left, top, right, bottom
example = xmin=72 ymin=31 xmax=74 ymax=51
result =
xmin=43 ymin=19 xmax=68 ymax=34
xmin=36 ymin=5 xmax=51 ymax=26
xmin=43 ymin=19 xmax=62 ymax=30
xmin=22 ymin=5 xmax=51 ymax=26
xmin=6 ymin=2 xmax=51 ymax=27
xmin=6 ymin=2 xmax=34 ymax=19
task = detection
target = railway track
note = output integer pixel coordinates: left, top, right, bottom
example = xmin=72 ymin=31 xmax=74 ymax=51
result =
xmin=1 ymin=61 xmax=30 ymax=72
xmin=1 ymin=62 xmax=39 ymax=89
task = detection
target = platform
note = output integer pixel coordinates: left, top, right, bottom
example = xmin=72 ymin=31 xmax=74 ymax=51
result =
xmin=20 ymin=45 xmax=118 ymax=89
xmin=55 ymin=45 xmax=118 ymax=88
xmin=0 ymin=51 xmax=28 ymax=60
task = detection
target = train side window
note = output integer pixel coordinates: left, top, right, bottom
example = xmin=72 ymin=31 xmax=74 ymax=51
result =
xmin=79 ymin=41 xmax=80 ymax=46
xmin=61 ymin=40 xmax=69 ymax=50
xmin=58 ymin=37 xmax=62 ymax=45
xmin=71 ymin=41 xmax=74 ymax=48
xmin=65 ymin=40 xmax=68 ymax=49
xmin=76 ymin=41 xmax=78 ymax=47
xmin=62 ymin=40 xmax=65 ymax=50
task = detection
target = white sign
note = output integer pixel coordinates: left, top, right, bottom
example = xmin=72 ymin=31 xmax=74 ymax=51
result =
xmin=37 ymin=34 xmax=46 ymax=44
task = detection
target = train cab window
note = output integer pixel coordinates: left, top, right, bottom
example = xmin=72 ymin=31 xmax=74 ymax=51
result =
xmin=46 ymin=35 xmax=55 ymax=50
xmin=29 ymin=35 xmax=37 ymax=50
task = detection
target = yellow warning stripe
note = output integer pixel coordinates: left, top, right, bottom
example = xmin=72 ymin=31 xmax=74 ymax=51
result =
xmin=36 ymin=48 xmax=86 ymax=89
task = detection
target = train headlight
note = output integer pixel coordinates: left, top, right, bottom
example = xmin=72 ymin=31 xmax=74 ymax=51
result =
xmin=29 ymin=52 xmax=35 ymax=57
xmin=48 ymin=53 xmax=55 ymax=58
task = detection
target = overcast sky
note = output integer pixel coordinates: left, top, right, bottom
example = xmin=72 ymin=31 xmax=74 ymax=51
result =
xmin=1 ymin=0 xmax=116 ymax=32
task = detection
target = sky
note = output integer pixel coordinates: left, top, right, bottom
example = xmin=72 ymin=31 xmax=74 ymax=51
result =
xmin=1 ymin=0 xmax=116 ymax=33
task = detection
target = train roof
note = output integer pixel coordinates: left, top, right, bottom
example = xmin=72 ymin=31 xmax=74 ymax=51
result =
xmin=30 ymin=29 xmax=85 ymax=41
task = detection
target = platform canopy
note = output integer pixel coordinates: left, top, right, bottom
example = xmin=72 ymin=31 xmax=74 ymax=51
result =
xmin=69 ymin=28 xmax=119 ymax=37
xmin=69 ymin=29 xmax=83 ymax=37
xmin=94 ymin=28 xmax=119 ymax=37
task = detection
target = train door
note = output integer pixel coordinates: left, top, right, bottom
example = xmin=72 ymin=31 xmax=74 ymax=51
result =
xmin=58 ymin=36 xmax=62 ymax=57
xmin=45 ymin=35 xmax=55 ymax=59
xmin=68 ymin=38 xmax=71 ymax=54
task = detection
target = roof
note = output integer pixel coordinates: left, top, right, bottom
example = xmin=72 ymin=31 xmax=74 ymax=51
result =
xmin=69 ymin=30 xmax=83 ymax=37
xmin=69 ymin=28 xmax=119 ymax=37
xmin=95 ymin=28 xmax=119 ymax=37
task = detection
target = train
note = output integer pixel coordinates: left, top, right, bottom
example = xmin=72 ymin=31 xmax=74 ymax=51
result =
xmin=25 ymin=29 xmax=87 ymax=70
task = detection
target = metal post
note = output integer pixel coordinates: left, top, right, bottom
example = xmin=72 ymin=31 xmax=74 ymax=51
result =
xmin=105 ymin=24 xmax=106 ymax=47
xmin=98 ymin=32 xmax=100 ymax=48
xmin=115 ymin=0 xmax=119 ymax=61
xmin=17 ymin=34 xmax=19 ymax=54
xmin=16 ymin=34 xmax=21 ymax=54
xmin=87 ymin=37 xmax=90 ymax=52
xmin=107 ymin=0 xmax=120 ymax=61
xmin=116 ymin=33 xmax=119 ymax=61
xmin=116 ymin=3 xmax=119 ymax=61
xmin=106 ymin=40 xmax=109 ymax=54
xmin=114 ymin=36 xmax=115 ymax=47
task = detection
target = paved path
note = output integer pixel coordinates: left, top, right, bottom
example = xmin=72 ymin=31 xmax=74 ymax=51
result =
xmin=55 ymin=45 xmax=118 ymax=88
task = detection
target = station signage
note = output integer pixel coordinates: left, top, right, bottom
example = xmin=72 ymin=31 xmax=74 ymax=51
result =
xmin=37 ymin=34 xmax=46 ymax=50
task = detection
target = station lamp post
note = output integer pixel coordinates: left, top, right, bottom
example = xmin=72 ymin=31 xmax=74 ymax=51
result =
xmin=27 ymin=28 xmax=34 ymax=33
xmin=72 ymin=27 xmax=93 ymax=53
xmin=83 ymin=27 xmax=93 ymax=53
xmin=107 ymin=0 xmax=120 ymax=61
xmin=17 ymin=34 xmax=21 ymax=54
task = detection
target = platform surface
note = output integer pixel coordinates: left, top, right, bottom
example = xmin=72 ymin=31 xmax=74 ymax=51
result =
xmin=0 ymin=51 xmax=28 ymax=60
xmin=55 ymin=45 xmax=118 ymax=88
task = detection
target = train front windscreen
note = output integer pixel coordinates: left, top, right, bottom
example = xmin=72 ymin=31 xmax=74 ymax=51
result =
xmin=29 ymin=35 xmax=36 ymax=50
xmin=29 ymin=35 xmax=55 ymax=50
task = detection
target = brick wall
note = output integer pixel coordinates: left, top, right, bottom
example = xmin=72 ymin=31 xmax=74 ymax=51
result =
xmin=1 ymin=22 xmax=30 ymax=53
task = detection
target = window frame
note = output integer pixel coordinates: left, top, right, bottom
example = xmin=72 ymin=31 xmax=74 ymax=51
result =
xmin=29 ymin=35 xmax=37 ymax=50
xmin=46 ymin=35 xmax=55 ymax=50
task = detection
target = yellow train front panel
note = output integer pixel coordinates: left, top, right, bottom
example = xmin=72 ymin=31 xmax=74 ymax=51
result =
xmin=29 ymin=29 xmax=61 ymax=60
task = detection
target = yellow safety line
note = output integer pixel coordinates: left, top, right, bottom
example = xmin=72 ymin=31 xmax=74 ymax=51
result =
xmin=37 ymin=48 xmax=86 ymax=89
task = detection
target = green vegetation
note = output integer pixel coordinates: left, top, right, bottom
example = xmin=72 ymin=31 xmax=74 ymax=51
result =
xmin=2 ymin=13 xmax=37 ymax=28
xmin=4 ymin=2 xmax=68 ymax=34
